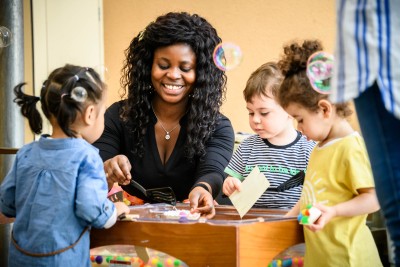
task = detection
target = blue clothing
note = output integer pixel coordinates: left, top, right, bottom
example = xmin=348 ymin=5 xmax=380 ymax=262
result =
xmin=331 ymin=0 xmax=400 ymax=119
xmin=0 ymin=136 xmax=115 ymax=267
xmin=331 ymin=0 xmax=400 ymax=265
xmin=353 ymin=83 xmax=400 ymax=266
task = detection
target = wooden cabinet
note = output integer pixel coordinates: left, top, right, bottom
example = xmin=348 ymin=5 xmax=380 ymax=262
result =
xmin=91 ymin=204 xmax=304 ymax=267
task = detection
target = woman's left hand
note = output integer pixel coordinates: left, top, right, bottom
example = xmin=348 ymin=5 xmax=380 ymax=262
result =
xmin=188 ymin=186 xmax=215 ymax=219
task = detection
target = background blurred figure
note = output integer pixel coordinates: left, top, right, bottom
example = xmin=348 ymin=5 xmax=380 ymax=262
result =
xmin=330 ymin=1 xmax=400 ymax=265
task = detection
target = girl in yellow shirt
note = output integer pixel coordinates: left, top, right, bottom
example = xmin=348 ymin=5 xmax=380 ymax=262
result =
xmin=277 ymin=39 xmax=382 ymax=267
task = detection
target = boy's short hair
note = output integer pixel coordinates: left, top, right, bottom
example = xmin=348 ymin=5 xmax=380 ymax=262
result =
xmin=243 ymin=62 xmax=283 ymax=102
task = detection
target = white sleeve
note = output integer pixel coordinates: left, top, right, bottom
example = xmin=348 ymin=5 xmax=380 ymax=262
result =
xmin=102 ymin=207 xmax=117 ymax=229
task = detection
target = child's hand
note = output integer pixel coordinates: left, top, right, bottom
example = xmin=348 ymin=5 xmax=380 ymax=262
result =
xmin=222 ymin=176 xmax=242 ymax=196
xmin=113 ymin=201 xmax=130 ymax=217
xmin=306 ymin=203 xmax=336 ymax=232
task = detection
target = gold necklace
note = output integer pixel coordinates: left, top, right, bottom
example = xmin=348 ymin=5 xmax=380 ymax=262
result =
xmin=152 ymin=106 xmax=180 ymax=140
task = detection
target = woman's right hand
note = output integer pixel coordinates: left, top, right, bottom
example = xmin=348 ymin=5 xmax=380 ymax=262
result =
xmin=222 ymin=176 xmax=242 ymax=196
xmin=189 ymin=186 xmax=216 ymax=219
xmin=104 ymin=155 xmax=132 ymax=186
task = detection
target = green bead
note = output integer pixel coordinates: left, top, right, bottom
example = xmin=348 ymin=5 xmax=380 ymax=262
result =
xmin=116 ymin=256 xmax=124 ymax=261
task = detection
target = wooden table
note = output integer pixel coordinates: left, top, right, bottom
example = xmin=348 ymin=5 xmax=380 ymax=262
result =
xmin=90 ymin=204 xmax=304 ymax=267
xmin=0 ymin=147 xmax=19 ymax=155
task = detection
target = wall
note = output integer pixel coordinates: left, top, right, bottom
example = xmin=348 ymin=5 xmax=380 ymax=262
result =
xmin=23 ymin=0 xmax=33 ymax=143
xmin=102 ymin=0 xmax=360 ymax=133
xmin=22 ymin=0 xmax=104 ymax=142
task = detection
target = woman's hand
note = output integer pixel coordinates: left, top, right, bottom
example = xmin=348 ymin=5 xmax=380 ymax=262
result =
xmin=222 ymin=176 xmax=242 ymax=196
xmin=189 ymin=185 xmax=215 ymax=219
xmin=104 ymin=155 xmax=132 ymax=187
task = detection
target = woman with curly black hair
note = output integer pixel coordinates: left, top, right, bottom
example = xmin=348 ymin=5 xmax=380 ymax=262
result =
xmin=94 ymin=12 xmax=235 ymax=218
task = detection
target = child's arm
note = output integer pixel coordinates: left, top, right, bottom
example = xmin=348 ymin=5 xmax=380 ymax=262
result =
xmin=222 ymin=176 xmax=242 ymax=196
xmin=308 ymin=187 xmax=379 ymax=232
xmin=114 ymin=201 xmax=130 ymax=217
xmin=0 ymin=158 xmax=18 ymax=218
xmin=332 ymin=187 xmax=380 ymax=216
xmin=284 ymin=200 xmax=300 ymax=217
xmin=103 ymin=201 xmax=130 ymax=229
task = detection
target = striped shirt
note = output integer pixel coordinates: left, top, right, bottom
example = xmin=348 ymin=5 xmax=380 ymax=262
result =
xmin=225 ymin=132 xmax=316 ymax=209
xmin=330 ymin=0 xmax=400 ymax=119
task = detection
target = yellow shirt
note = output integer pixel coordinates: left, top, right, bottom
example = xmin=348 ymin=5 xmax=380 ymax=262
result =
xmin=301 ymin=133 xmax=382 ymax=267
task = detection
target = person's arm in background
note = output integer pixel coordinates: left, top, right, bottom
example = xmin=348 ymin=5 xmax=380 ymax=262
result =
xmin=189 ymin=115 xmax=235 ymax=218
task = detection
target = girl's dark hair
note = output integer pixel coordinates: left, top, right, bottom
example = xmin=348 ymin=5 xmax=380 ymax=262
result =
xmin=13 ymin=64 xmax=105 ymax=136
xmin=277 ymin=40 xmax=352 ymax=118
xmin=120 ymin=12 xmax=227 ymax=159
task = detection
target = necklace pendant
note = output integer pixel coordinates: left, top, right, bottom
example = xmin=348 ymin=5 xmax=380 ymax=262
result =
xmin=165 ymin=133 xmax=171 ymax=140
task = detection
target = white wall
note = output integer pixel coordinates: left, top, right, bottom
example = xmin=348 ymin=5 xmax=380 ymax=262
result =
xmin=32 ymin=0 xmax=104 ymax=135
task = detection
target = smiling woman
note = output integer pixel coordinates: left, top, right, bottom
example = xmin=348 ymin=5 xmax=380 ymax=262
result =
xmin=93 ymin=12 xmax=235 ymax=219
xmin=151 ymin=43 xmax=196 ymax=128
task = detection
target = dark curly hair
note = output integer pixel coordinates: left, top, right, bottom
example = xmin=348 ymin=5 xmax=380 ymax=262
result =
xmin=13 ymin=64 xmax=105 ymax=137
xmin=277 ymin=40 xmax=352 ymax=118
xmin=120 ymin=12 xmax=227 ymax=159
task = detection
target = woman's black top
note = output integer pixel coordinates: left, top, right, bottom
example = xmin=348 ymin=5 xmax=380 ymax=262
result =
xmin=93 ymin=101 xmax=235 ymax=201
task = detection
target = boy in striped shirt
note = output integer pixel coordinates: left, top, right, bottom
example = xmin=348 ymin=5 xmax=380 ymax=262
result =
xmin=223 ymin=62 xmax=315 ymax=209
